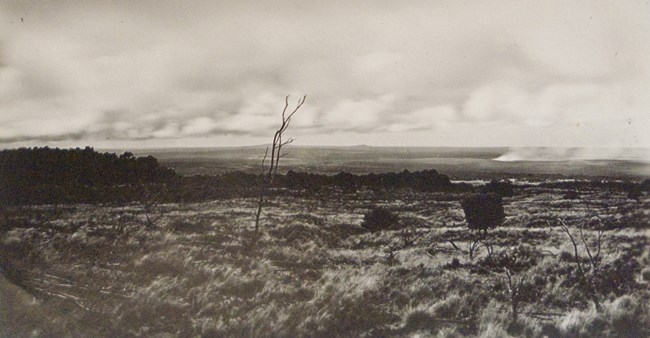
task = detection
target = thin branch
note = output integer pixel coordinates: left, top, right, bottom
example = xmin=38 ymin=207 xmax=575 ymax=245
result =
xmin=504 ymin=267 xmax=514 ymax=292
xmin=269 ymin=132 xmax=280 ymax=175
xmin=579 ymin=225 xmax=596 ymax=271
xmin=469 ymin=239 xmax=481 ymax=260
xmin=558 ymin=218 xmax=602 ymax=312
xmin=560 ymin=222 xmax=584 ymax=275
xmin=273 ymin=134 xmax=282 ymax=176
xmin=281 ymin=95 xmax=290 ymax=122
xmin=255 ymin=95 xmax=306 ymax=232
xmin=594 ymin=230 xmax=603 ymax=261
xmin=448 ymin=240 xmax=462 ymax=251
xmin=261 ymin=146 xmax=269 ymax=169
xmin=281 ymin=138 xmax=294 ymax=147
xmin=503 ymin=267 xmax=520 ymax=323
xmin=484 ymin=242 xmax=495 ymax=258
xmin=284 ymin=95 xmax=306 ymax=125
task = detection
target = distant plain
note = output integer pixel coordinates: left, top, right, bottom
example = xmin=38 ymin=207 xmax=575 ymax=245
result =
xmin=126 ymin=146 xmax=650 ymax=179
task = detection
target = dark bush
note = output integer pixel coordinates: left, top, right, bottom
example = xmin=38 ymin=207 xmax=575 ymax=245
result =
xmin=563 ymin=190 xmax=580 ymax=200
xmin=480 ymin=180 xmax=514 ymax=197
xmin=596 ymin=251 xmax=640 ymax=296
xmin=361 ymin=207 xmax=399 ymax=231
xmin=460 ymin=193 xmax=505 ymax=234
xmin=626 ymin=186 xmax=642 ymax=201
xmin=640 ymin=179 xmax=650 ymax=192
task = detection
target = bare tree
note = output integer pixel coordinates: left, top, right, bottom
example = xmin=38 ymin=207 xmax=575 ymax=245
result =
xmin=503 ymin=266 xmax=524 ymax=324
xmin=138 ymin=184 xmax=166 ymax=229
xmin=448 ymin=238 xmax=482 ymax=261
xmin=254 ymin=95 xmax=306 ymax=232
xmin=557 ymin=218 xmax=604 ymax=312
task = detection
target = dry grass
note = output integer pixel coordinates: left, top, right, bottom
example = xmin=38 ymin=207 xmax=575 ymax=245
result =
xmin=0 ymin=185 xmax=648 ymax=337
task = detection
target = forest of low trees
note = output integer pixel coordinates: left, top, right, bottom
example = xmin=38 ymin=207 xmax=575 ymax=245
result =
xmin=0 ymin=147 xmax=177 ymax=205
xmin=280 ymin=169 xmax=454 ymax=192
xmin=0 ymin=147 xmax=465 ymax=206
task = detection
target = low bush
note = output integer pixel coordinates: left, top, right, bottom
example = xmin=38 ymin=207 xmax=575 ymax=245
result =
xmin=461 ymin=193 xmax=505 ymax=234
xmin=480 ymin=180 xmax=514 ymax=197
xmin=361 ymin=207 xmax=399 ymax=231
xmin=626 ymin=186 xmax=642 ymax=201
xmin=551 ymin=295 xmax=649 ymax=338
xmin=640 ymin=179 xmax=650 ymax=192
xmin=563 ymin=190 xmax=580 ymax=200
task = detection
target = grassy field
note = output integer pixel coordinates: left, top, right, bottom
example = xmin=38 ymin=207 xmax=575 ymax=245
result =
xmin=1 ymin=182 xmax=649 ymax=337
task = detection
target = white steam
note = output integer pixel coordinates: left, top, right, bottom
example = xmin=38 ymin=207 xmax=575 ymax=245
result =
xmin=494 ymin=147 xmax=650 ymax=163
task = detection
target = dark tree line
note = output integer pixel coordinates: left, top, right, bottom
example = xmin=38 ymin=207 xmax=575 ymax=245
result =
xmin=0 ymin=147 xmax=472 ymax=206
xmin=280 ymin=169 xmax=454 ymax=192
xmin=0 ymin=147 xmax=177 ymax=205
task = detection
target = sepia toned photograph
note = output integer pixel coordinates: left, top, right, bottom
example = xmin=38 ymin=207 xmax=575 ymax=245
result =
xmin=1 ymin=1 xmax=649 ymax=337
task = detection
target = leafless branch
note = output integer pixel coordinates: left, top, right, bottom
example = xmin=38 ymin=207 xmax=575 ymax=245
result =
xmin=558 ymin=218 xmax=603 ymax=312
xmin=448 ymin=240 xmax=462 ymax=251
xmin=595 ymin=230 xmax=603 ymax=261
xmin=484 ymin=242 xmax=495 ymax=258
xmin=468 ymin=239 xmax=481 ymax=260
xmin=261 ymin=146 xmax=269 ymax=169
xmin=504 ymin=266 xmax=523 ymax=323
xmin=559 ymin=220 xmax=584 ymax=275
xmin=254 ymin=95 xmax=306 ymax=232
xmin=281 ymin=137 xmax=294 ymax=147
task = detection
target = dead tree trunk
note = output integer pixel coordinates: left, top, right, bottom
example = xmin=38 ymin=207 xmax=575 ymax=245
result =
xmin=254 ymin=95 xmax=306 ymax=232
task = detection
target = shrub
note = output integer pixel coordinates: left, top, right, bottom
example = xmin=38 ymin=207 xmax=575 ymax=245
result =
xmin=606 ymin=295 xmax=645 ymax=336
xmin=596 ymin=252 xmax=640 ymax=296
xmin=361 ymin=207 xmax=399 ymax=231
xmin=626 ymin=186 xmax=642 ymax=201
xmin=460 ymin=193 xmax=505 ymax=234
xmin=480 ymin=180 xmax=514 ymax=197
xmin=640 ymin=179 xmax=650 ymax=192
xmin=553 ymin=295 xmax=649 ymax=338
xmin=563 ymin=190 xmax=580 ymax=200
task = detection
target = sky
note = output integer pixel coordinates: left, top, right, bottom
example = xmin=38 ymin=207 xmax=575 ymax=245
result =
xmin=1 ymin=0 xmax=649 ymax=149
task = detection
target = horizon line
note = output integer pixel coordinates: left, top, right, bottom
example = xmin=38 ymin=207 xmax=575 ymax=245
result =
xmin=2 ymin=144 xmax=650 ymax=151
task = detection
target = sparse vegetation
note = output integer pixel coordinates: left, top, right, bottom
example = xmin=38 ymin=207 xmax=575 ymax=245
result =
xmin=0 ymin=149 xmax=648 ymax=337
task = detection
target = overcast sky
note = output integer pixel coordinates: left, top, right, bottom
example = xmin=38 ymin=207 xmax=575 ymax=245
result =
xmin=1 ymin=0 xmax=649 ymax=149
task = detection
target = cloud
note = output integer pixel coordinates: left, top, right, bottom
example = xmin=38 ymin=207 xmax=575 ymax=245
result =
xmin=181 ymin=117 xmax=218 ymax=136
xmin=321 ymin=95 xmax=396 ymax=132
xmin=390 ymin=105 xmax=458 ymax=132
xmin=0 ymin=1 xmax=649 ymax=147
